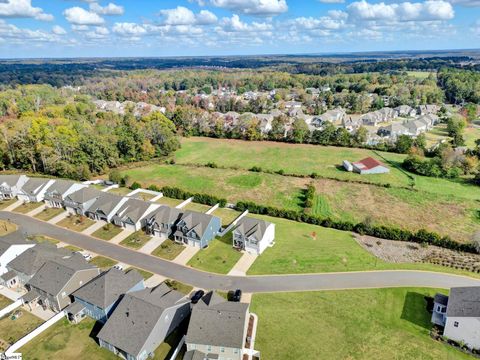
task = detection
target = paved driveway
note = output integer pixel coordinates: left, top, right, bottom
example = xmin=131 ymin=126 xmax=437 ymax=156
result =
xmin=2 ymin=211 xmax=480 ymax=293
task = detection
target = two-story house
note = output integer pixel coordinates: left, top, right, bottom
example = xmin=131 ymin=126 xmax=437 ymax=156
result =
xmin=16 ymin=177 xmax=55 ymax=203
xmin=173 ymin=211 xmax=221 ymax=248
xmin=68 ymin=268 xmax=145 ymax=324
xmin=0 ymin=175 xmax=29 ymax=200
xmin=43 ymin=179 xmax=86 ymax=208
xmin=63 ymin=187 xmax=104 ymax=215
xmin=144 ymin=206 xmax=183 ymax=238
xmin=232 ymin=217 xmax=275 ymax=255
xmin=111 ymin=198 xmax=159 ymax=231
xmin=84 ymin=192 xmax=128 ymax=222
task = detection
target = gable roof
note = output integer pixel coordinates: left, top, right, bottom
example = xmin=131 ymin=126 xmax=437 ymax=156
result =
xmin=178 ymin=211 xmax=219 ymax=238
xmin=352 ymin=157 xmax=386 ymax=171
xmin=186 ymin=292 xmax=249 ymax=349
xmin=20 ymin=178 xmax=51 ymax=196
xmin=234 ymin=217 xmax=271 ymax=240
xmin=0 ymin=236 xmax=32 ymax=257
xmin=97 ymin=283 xmax=187 ymax=357
xmin=114 ymin=198 xmax=154 ymax=224
xmin=87 ymin=192 xmax=125 ymax=216
xmin=148 ymin=205 xmax=183 ymax=225
xmin=73 ymin=268 xmax=144 ymax=309
xmin=66 ymin=187 xmax=103 ymax=204
xmin=0 ymin=175 xmax=25 ymax=188
xmin=446 ymin=287 xmax=480 ymax=317
xmin=45 ymin=179 xmax=78 ymax=197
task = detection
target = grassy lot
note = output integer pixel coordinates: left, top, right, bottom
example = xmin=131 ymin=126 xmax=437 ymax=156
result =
xmin=406 ymin=71 xmax=436 ymax=79
xmin=134 ymin=192 xmax=157 ymax=201
xmin=120 ymin=231 xmax=152 ymax=250
xmin=29 ymin=235 xmax=60 ymax=245
xmin=164 ymin=279 xmax=193 ymax=295
xmin=89 ymin=256 xmax=116 ymax=269
xmin=57 ymin=215 xmax=95 ymax=232
xmin=465 ymin=126 xmax=480 ymax=149
xmin=155 ymin=196 xmax=182 ymax=207
xmin=0 ymin=198 xmax=17 ymax=210
xmin=152 ymin=240 xmax=185 ymax=260
xmin=211 ymin=207 xmax=242 ymax=226
xmin=251 ymin=288 xmax=470 ymax=360
xmin=188 ymin=232 xmax=242 ymax=274
xmin=247 ymin=214 xmax=480 ymax=276
xmin=64 ymin=245 xmax=82 ymax=252
xmin=182 ymin=202 xmax=212 ymax=213
xmin=0 ymin=295 xmax=10 ymax=309
xmin=0 ymin=219 xmax=17 ymax=235
xmin=106 ymin=186 xmax=132 ymax=196
xmin=19 ymin=318 xmax=118 ymax=360
xmin=12 ymin=201 xmax=43 ymax=214
xmin=0 ymin=308 xmax=43 ymax=347
xmin=34 ymin=207 xmax=65 ymax=221
xmin=91 ymin=223 xmax=123 ymax=241
xmin=126 ymin=267 xmax=154 ymax=280
xmin=425 ymin=124 xmax=450 ymax=148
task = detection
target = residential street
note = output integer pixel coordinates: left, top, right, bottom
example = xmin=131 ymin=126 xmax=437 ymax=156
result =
xmin=2 ymin=211 xmax=479 ymax=293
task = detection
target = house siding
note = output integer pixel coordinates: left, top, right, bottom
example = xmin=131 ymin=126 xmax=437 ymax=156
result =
xmin=444 ymin=316 xmax=480 ymax=349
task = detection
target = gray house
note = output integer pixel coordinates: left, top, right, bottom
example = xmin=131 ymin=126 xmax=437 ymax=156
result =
xmin=97 ymin=283 xmax=191 ymax=360
xmin=24 ymin=255 xmax=100 ymax=312
xmin=233 ymin=217 xmax=275 ymax=255
xmin=44 ymin=180 xmax=86 ymax=208
xmin=84 ymin=192 xmax=128 ymax=222
xmin=0 ymin=175 xmax=29 ymax=200
xmin=145 ymin=206 xmax=183 ymax=238
xmin=68 ymin=268 xmax=145 ymax=324
xmin=185 ymin=292 xmax=253 ymax=360
xmin=432 ymin=287 xmax=480 ymax=350
xmin=174 ymin=211 xmax=222 ymax=248
xmin=111 ymin=198 xmax=158 ymax=231
xmin=64 ymin=187 xmax=104 ymax=215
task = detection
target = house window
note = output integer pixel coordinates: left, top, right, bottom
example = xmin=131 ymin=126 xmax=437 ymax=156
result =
xmin=454 ymin=321 xmax=459 ymax=327
xmin=234 ymin=349 xmax=239 ymax=354
xmin=207 ymin=345 xmax=212 ymax=352
xmin=220 ymin=347 xmax=225 ymax=353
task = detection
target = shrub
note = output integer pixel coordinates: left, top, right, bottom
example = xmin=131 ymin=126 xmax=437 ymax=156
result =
xmin=129 ymin=182 xmax=141 ymax=190
xmin=249 ymin=166 xmax=262 ymax=172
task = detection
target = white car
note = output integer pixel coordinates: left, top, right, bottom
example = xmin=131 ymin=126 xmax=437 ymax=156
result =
xmin=82 ymin=253 xmax=93 ymax=261
xmin=113 ymin=264 xmax=124 ymax=271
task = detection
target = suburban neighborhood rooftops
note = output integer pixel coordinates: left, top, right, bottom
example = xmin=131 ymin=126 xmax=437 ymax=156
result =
xmin=44 ymin=179 xmax=78 ymax=196
xmin=73 ymin=268 xmax=144 ymax=309
xmin=0 ymin=175 xmax=25 ymax=187
xmin=114 ymin=198 xmax=154 ymax=223
xmin=186 ymin=292 xmax=249 ymax=349
xmin=20 ymin=177 xmax=51 ymax=196
xmin=235 ymin=217 xmax=271 ymax=240
xmin=352 ymin=157 xmax=385 ymax=171
xmin=97 ymin=283 xmax=187 ymax=357
xmin=446 ymin=287 xmax=480 ymax=317
xmin=148 ymin=205 xmax=182 ymax=225
xmin=0 ymin=270 xmax=17 ymax=282
xmin=179 ymin=211 xmax=220 ymax=238
xmin=0 ymin=236 xmax=32 ymax=257
xmin=434 ymin=293 xmax=449 ymax=306
xmin=87 ymin=192 xmax=125 ymax=215
xmin=66 ymin=187 xmax=103 ymax=204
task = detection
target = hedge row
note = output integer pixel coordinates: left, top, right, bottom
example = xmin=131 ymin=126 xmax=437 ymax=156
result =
xmin=160 ymin=186 xmax=227 ymax=207
xmin=235 ymin=201 xmax=477 ymax=254
xmin=304 ymin=184 xmax=315 ymax=209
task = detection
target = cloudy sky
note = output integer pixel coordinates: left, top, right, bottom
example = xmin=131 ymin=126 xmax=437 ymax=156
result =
xmin=0 ymin=0 xmax=479 ymax=58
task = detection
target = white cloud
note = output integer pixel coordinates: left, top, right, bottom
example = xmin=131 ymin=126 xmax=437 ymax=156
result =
xmin=318 ymin=0 xmax=345 ymax=3
xmin=289 ymin=16 xmax=346 ymax=30
xmin=0 ymin=19 xmax=61 ymax=43
xmin=64 ymin=7 xmax=105 ymax=26
xmin=473 ymin=20 xmax=480 ymax=36
xmin=0 ymin=0 xmax=53 ymax=21
xmin=158 ymin=6 xmax=217 ymax=26
xmin=219 ymin=14 xmax=272 ymax=32
xmin=448 ymin=0 xmax=480 ymax=6
xmin=89 ymin=2 xmax=124 ymax=16
xmin=52 ymin=25 xmax=67 ymax=35
xmin=347 ymin=0 xmax=454 ymax=22
xmin=210 ymin=0 xmax=287 ymax=16
xmin=112 ymin=22 xmax=147 ymax=36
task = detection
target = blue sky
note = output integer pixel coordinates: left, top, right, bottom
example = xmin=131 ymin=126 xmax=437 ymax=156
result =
xmin=0 ymin=0 xmax=479 ymax=58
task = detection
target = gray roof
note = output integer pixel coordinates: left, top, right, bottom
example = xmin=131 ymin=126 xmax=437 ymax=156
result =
xmin=8 ymin=243 xmax=75 ymax=276
xmin=148 ymin=206 xmax=182 ymax=225
xmin=434 ymin=293 xmax=449 ymax=306
xmin=20 ymin=178 xmax=51 ymax=196
xmin=0 ymin=236 xmax=31 ymax=257
xmin=184 ymin=350 xmax=219 ymax=360
xmin=447 ymin=287 xmax=480 ymax=317
xmin=27 ymin=255 xmax=96 ymax=296
xmin=0 ymin=270 xmax=17 ymax=282
xmin=114 ymin=198 xmax=153 ymax=224
xmin=73 ymin=268 xmax=144 ymax=309
xmin=234 ymin=217 xmax=271 ymax=240
xmin=66 ymin=187 xmax=103 ymax=204
xmin=97 ymin=283 xmax=187 ymax=357
xmin=186 ymin=292 xmax=249 ymax=349
xmin=87 ymin=192 xmax=125 ymax=216
xmin=0 ymin=175 xmax=24 ymax=187
xmin=179 ymin=211 xmax=220 ymax=238
xmin=66 ymin=301 xmax=86 ymax=315
xmin=45 ymin=179 xmax=77 ymax=197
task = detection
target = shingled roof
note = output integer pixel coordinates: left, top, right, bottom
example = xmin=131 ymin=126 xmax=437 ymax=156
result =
xmin=148 ymin=205 xmax=182 ymax=225
xmin=114 ymin=198 xmax=154 ymax=224
xmin=446 ymin=287 xmax=480 ymax=317
xmin=66 ymin=187 xmax=103 ymax=204
xmin=45 ymin=179 xmax=78 ymax=197
xmin=179 ymin=211 xmax=219 ymax=238
xmin=234 ymin=217 xmax=271 ymax=240
xmin=20 ymin=178 xmax=51 ymax=196
xmin=0 ymin=175 xmax=25 ymax=187
xmin=87 ymin=192 xmax=125 ymax=216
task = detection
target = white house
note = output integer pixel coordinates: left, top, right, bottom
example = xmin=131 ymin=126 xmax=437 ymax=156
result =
xmin=432 ymin=287 xmax=480 ymax=350
xmin=111 ymin=198 xmax=159 ymax=231
xmin=0 ymin=175 xmax=29 ymax=200
xmin=0 ymin=238 xmax=36 ymax=279
xmin=232 ymin=217 xmax=275 ymax=255
xmin=16 ymin=178 xmax=55 ymax=203
xmin=43 ymin=180 xmax=87 ymax=208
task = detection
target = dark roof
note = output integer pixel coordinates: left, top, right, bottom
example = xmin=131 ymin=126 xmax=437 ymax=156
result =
xmin=0 ymin=236 xmax=32 ymax=257
xmin=434 ymin=293 xmax=449 ymax=307
xmin=234 ymin=217 xmax=271 ymax=240
xmin=447 ymin=287 xmax=480 ymax=317
xmin=114 ymin=198 xmax=154 ymax=224
xmin=0 ymin=270 xmax=17 ymax=282
xmin=73 ymin=268 xmax=144 ymax=309
xmin=186 ymin=292 xmax=249 ymax=349
xmin=352 ymin=157 xmax=386 ymax=171
xmin=66 ymin=301 xmax=85 ymax=316
xmin=66 ymin=187 xmax=103 ymax=204
xmin=179 ymin=211 xmax=220 ymax=238
xmin=0 ymin=175 xmax=25 ymax=187
xmin=97 ymin=283 xmax=187 ymax=357
xmin=148 ymin=206 xmax=182 ymax=225
xmin=87 ymin=192 xmax=125 ymax=216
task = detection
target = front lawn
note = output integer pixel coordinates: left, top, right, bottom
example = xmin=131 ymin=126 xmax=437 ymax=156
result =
xmin=164 ymin=279 xmax=193 ymax=295
xmin=126 ymin=267 xmax=154 ymax=280
xmin=12 ymin=202 xmax=43 ymax=214
xmin=64 ymin=245 xmax=82 ymax=252
xmin=120 ymin=231 xmax=152 ymax=250
xmin=91 ymin=223 xmax=123 ymax=241
xmin=0 ymin=307 xmax=43 ymax=350
xmin=29 ymin=235 xmax=60 ymax=246
xmin=57 ymin=215 xmax=95 ymax=232
xmin=0 ymin=219 xmax=17 ymax=236
xmin=19 ymin=318 xmax=118 ymax=360
xmin=89 ymin=256 xmax=116 ymax=269
xmin=0 ymin=198 xmax=17 ymax=210
xmin=151 ymin=240 xmax=185 ymax=261
xmin=34 ymin=207 xmax=65 ymax=221
xmin=187 ymin=232 xmax=242 ymax=274
xmin=251 ymin=288 xmax=471 ymax=360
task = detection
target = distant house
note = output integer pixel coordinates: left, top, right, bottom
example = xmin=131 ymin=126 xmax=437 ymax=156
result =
xmin=0 ymin=237 xmax=36 ymax=280
xmin=0 ymin=175 xmax=29 ymax=200
xmin=145 ymin=206 xmax=183 ymax=238
xmin=233 ymin=217 xmax=275 ymax=255
xmin=432 ymin=287 xmax=480 ymax=350
xmin=344 ymin=157 xmax=390 ymax=175
xmin=16 ymin=178 xmax=55 ymax=203
xmin=174 ymin=211 xmax=222 ymax=248
xmin=319 ymin=108 xmax=346 ymax=123
xmin=63 ymin=187 xmax=104 ymax=215
xmin=417 ymin=104 xmax=439 ymax=116
xmin=403 ymin=119 xmax=428 ymax=136
xmin=362 ymin=107 xmax=397 ymax=126
xmin=84 ymin=192 xmax=128 ymax=222
xmin=111 ymin=198 xmax=159 ymax=231
xmin=185 ymin=292 xmax=257 ymax=360
xmin=23 ymin=255 xmax=100 ymax=312
xmin=342 ymin=117 xmax=363 ymax=132
xmin=284 ymin=101 xmax=302 ymax=110
xmin=97 ymin=283 xmax=191 ymax=360
xmin=44 ymin=179 xmax=86 ymax=208
xmin=68 ymin=268 xmax=144 ymax=324
xmin=378 ymin=123 xmax=410 ymax=139
xmin=394 ymin=105 xmax=417 ymax=117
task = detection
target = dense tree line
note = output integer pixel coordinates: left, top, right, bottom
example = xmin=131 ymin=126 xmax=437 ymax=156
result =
xmin=438 ymin=68 xmax=480 ymax=104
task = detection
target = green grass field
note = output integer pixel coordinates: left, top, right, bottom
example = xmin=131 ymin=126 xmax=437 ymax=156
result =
xmin=152 ymin=240 xmax=185 ymax=260
xmin=250 ymin=288 xmax=470 ymax=360
xmin=182 ymin=202 xmax=212 ymax=213
xmin=91 ymin=224 xmax=123 ymax=240
xmin=465 ymin=126 xmax=480 ymax=149
xmin=89 ymin=256 xmax=116 ymax=269
xmin=119 ymin=231 xmax=152 ymax=250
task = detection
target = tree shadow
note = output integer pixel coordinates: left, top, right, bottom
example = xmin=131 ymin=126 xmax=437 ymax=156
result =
xmin=400 ymin=291 xmax=432 ymax=330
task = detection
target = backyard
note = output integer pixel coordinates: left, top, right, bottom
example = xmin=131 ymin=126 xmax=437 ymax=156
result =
xmin=250 ymin=288 xmax=470 ymax=360
xmin=57 ymin=215 xmax=95 ymax=232
xmin=0 ymin=306 xmax=43 ymax=349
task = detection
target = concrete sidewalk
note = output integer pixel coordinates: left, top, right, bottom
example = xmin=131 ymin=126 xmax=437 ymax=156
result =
xmin=145 ymin=274 xmax=167 ymax=287
xmin=26 ymin=204 xmax=46 ymax=217
xmin=47 ymin=211 xmax=68 ymax=224
xmin=110 ymin=229 xmax=134 ymax=244
xmin=228 ymin=252 xmax=258 ymax=276
xmin=172 ymin=246 xmax=200 ymax=265
xmin=82 ymin=220 xmax=107 ymax=235
xmin=139 ymin=235 xmax=166 ymax=254
xmin=0 ymin=286 xmax=25 ymax=301
xmin=3 ymin=200 xmax=22 ymax=212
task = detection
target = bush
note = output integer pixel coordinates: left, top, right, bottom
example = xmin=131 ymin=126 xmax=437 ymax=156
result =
xmin=205 ymin=162 xmax=218 ymax=168
xmin=129 ymin=182 xmax=141 ymax=190
xmin=249 ymin=166 xmax=262 ymax=172
xmin=160 ymin=186 xmax=227 ymax=208
xmin=109 ymin=169 xmax=122 ymax=184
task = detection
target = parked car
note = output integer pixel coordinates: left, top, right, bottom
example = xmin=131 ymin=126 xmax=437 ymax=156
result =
xmin=113 ymin=264 xmax=124 ymax=271
xmin=191 ymin=290 xmax=205 ymax=304
xmin=231 ymin=289 xmax=242 ymax=302
xmin=82 ymin=253 xmax=92 ymax=261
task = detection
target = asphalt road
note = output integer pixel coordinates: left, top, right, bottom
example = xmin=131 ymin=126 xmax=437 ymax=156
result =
xmin=2 ymin=211 xmax=479 ymax=293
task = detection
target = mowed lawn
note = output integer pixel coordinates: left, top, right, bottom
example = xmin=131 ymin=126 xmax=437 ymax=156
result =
xmin=34 ymin=207 xmax=65 ymax=221
xmin=12 ymin=201 xmax=43 ymax=214
xmin=0 ymin=307 xmax=43 ymax=346
xmin=251 ymin=288 xmax=470 ymax=360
